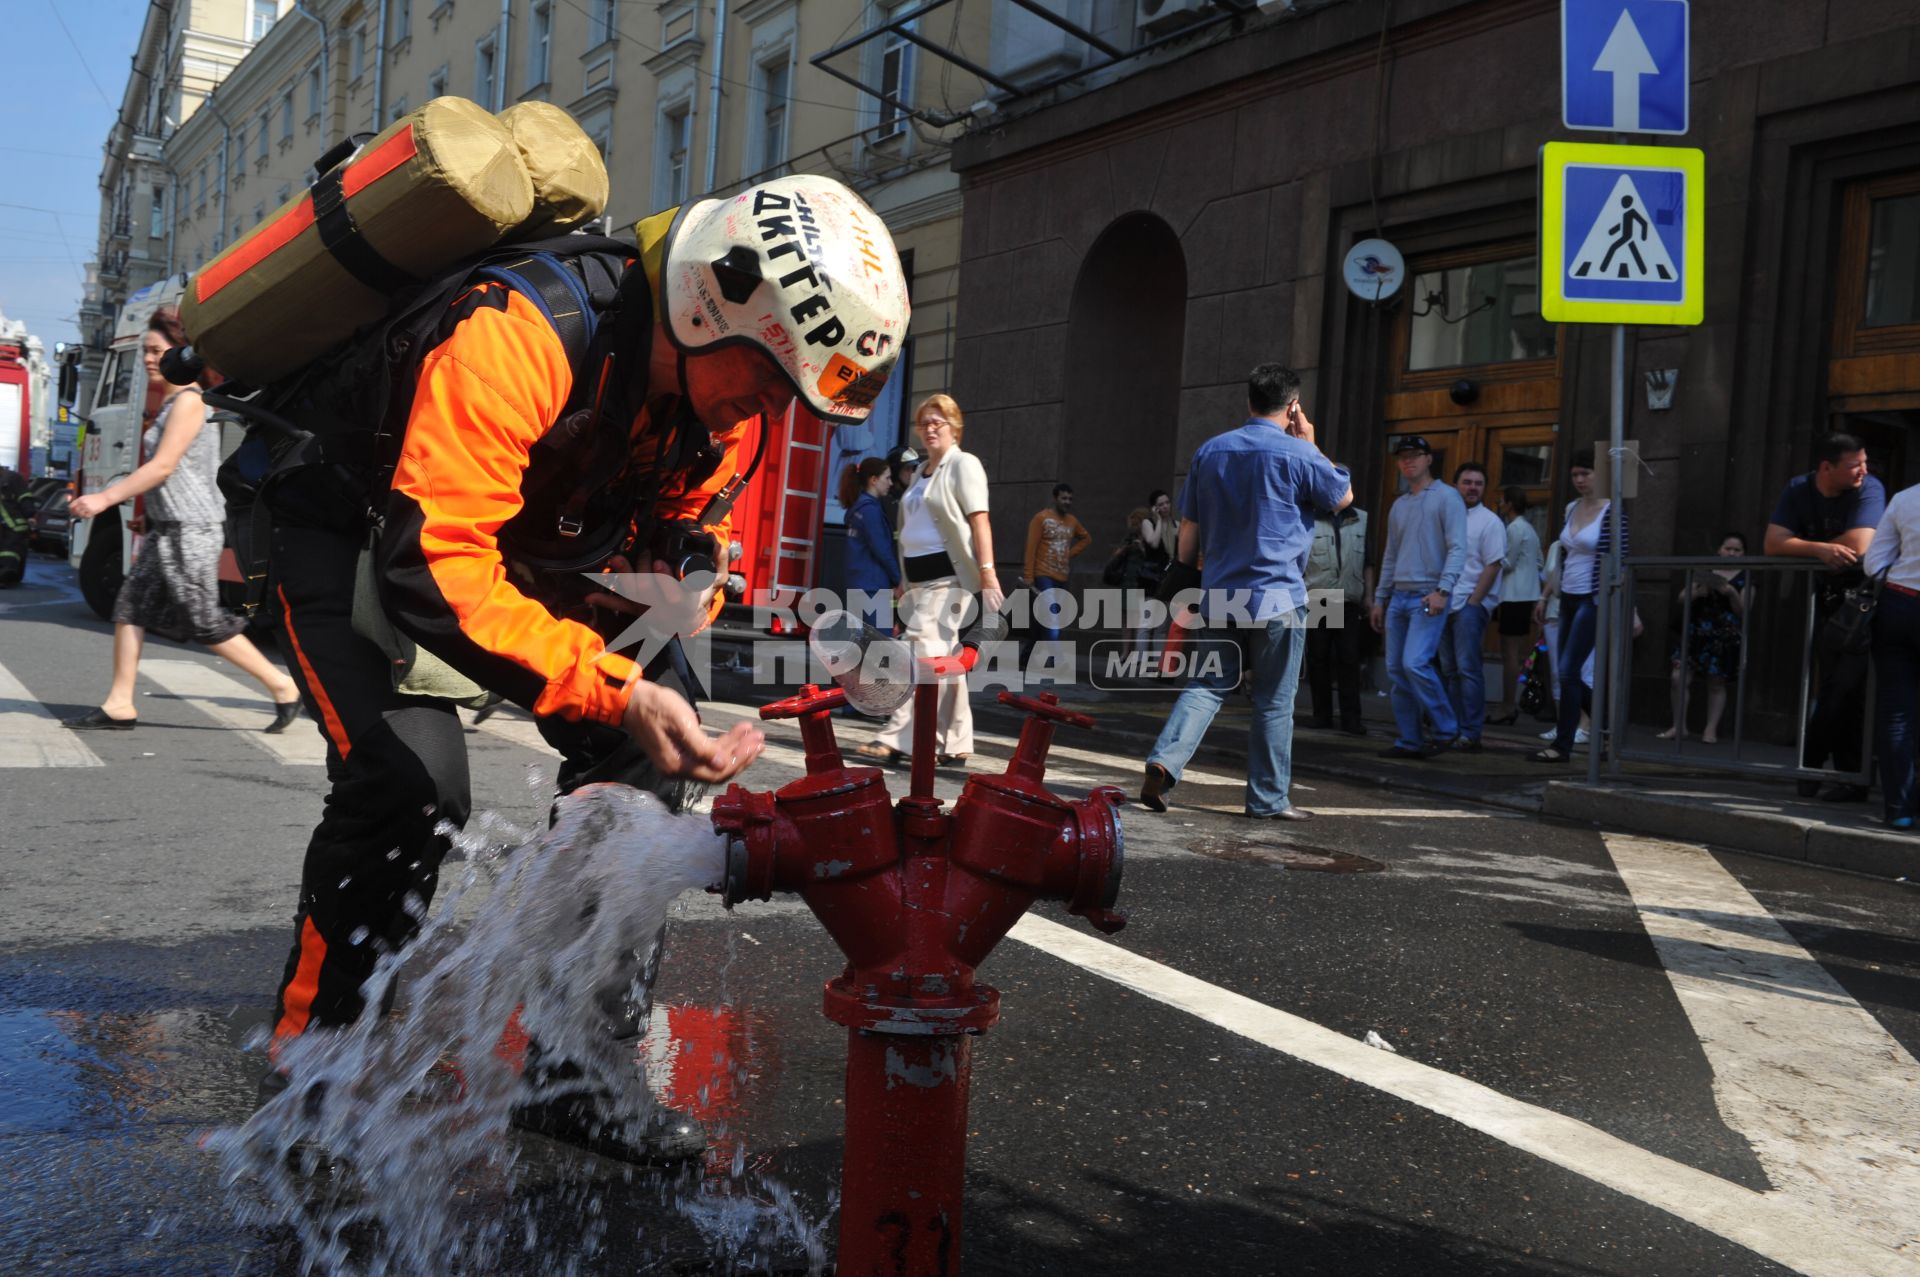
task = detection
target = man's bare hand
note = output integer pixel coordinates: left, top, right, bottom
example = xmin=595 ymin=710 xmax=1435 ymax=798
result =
xmin=622 ymin=681 xmax=765 ymax=782
xmin=1813 ymin=541 xmax=1860 ymax=570
xmin=1285 ymin=402 xmax=1316 ymax=445
xmin=1368 ymin=603 xmax=1385 ymax=634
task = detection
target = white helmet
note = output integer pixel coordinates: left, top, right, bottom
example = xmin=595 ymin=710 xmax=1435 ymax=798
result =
xmin=661 ymin=175 xmax=911 ymax=424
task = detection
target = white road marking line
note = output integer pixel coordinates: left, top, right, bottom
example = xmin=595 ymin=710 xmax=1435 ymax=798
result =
xmin=1604 ymin=832 xmax=1920 ymax=1255
xmin=0 ymin=659 xmax=103 ymax=768
xmin=140 ymin=659 xmax=324 ymax=765
xmin=1008 ymin=912 xmax=1919 ymax=1277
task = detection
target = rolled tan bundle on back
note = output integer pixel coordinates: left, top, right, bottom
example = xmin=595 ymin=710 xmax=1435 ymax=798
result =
xmin=498 ymin=101 xmax=609 ymax=240
xmin=181 ymin=96 xmax=535 ymax=385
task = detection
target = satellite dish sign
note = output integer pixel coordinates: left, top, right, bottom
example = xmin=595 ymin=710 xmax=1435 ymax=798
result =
xmin=1343 ymin=239 xmax=1406 ymax=302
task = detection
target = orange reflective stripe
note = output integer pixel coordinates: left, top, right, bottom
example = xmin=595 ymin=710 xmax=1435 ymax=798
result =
xmin=393 ymin=293 xmax=640 ymax=725
xmin=277 ymin=583 xmax=352 ymax=758
xmin=196 ymin=125 xmax=421 ymax=303
xmin=273 ymin=915 xmax=328 ymax=1045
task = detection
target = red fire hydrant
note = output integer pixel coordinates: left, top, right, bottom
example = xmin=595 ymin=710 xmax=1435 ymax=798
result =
xmin=710 ymin=646 xmax=1125 ymax=1276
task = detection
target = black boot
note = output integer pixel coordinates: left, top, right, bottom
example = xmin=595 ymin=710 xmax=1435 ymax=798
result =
xmin=509 ymin=1094 xmax=708 ymax=1166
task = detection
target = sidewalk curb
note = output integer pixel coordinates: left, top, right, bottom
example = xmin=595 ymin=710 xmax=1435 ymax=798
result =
xmin=1542 ymin=781 xmax=1915 ymax=881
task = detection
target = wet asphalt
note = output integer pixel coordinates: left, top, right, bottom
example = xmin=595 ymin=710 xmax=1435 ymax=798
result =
xmin=3 ymin=556 xmax=1918 ymax=1276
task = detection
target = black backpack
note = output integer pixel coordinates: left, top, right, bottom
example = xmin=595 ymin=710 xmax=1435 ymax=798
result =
xmin=212 ymin=233 xmax=716 ymax=615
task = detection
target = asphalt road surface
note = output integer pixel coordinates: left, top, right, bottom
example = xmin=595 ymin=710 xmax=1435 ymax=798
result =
xmin=3 ymin=556 xmax=1918 ymax=1276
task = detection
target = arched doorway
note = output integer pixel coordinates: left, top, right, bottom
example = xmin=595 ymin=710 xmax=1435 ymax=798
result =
xmin=1061 ymin=213 xmax=1186 ymax=570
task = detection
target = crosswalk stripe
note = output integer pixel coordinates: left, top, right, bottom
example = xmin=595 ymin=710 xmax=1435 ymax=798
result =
xmin=1604 ymin=832 xmax=1920 ymax=1255
xmin=139 ymin=659 xmax=325 ymax=765
xmin=0 ymin=659 xmax=104 ymax=768
xmin=1011 ymin=911 xmax=1918 ymax=1277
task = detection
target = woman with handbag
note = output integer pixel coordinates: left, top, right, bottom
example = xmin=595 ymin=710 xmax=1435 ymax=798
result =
xmin=853 ymin=394 xmax=1004 ymax=768
xmin=1866 ymin=482 xmax=1919 ymax=831
xmin=63 ymin=306 xmax=301 ymax=732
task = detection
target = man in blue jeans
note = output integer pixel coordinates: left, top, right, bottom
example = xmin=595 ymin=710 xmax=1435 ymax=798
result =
xmin=1139 ymin=364 xmax=1352 ymax=821
xmin=1369 ymin=436 xmax=1467 ymax=759
xmin=1435 ymin=462 xmax=1505 ymax=751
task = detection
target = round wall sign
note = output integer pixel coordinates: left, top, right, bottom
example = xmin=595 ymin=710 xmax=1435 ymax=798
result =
xmin=1343 ymin=238 xmax=1406 ymax=302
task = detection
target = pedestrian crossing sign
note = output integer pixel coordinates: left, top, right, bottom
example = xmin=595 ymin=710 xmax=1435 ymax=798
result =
xmin=1541 ymin=141 xmax=1704 ymax=325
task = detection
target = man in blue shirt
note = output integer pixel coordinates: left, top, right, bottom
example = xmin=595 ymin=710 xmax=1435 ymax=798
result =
xmin=1369 ymin=436 xmax=1468 ymax=758
xmin=1139 ymin=364 xmax=1352 ymax=820
xmin=1764 ymin=432 xmax=1886 ymax=800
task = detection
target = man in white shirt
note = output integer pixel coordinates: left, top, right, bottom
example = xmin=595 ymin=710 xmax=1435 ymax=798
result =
xmin=1437 ymin=462 xmax=1505 ymax=750
xmin=1864 ymin=481 xmax=1920 ymax=830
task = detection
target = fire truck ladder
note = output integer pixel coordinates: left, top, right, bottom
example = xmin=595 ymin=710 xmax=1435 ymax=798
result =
xmin=770 ymin=402 xmax=826 ymax=602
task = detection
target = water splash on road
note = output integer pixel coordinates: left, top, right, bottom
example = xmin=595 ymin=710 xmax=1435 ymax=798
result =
xmin=209 ymin=784 xmax=830 ymax=1275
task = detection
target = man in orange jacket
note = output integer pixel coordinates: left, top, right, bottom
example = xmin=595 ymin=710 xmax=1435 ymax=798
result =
xmin=263 ymin=176 xmax=910 ymax=1162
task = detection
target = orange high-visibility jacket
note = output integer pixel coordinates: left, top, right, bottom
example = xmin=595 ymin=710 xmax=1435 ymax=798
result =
xmin=380 ymin=233 xmax=745 ymax=728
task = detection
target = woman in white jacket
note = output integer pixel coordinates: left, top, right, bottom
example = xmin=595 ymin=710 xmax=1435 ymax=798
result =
xmin=855 ymin=394 xmax=1004 ymax=767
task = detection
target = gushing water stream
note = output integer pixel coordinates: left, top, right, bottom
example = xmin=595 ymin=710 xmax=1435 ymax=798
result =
xmin=210 ymin=785 xmax=830 ymax=1275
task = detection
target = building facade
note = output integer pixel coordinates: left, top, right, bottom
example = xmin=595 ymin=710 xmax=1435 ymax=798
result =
xmin=950 ymin=0 xmax=1920 ymax=720
xmin=78 ymin=0 xmax=261 ymax=415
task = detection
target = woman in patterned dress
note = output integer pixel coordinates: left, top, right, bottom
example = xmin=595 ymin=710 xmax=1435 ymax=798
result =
xmin=63 ymin=306 xmax=300 ymax=732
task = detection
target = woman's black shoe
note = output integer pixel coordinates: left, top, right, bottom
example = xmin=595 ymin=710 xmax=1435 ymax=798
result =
xmin=1487 ymin=711 xmax=1520 ymax=726
xmin=64 ymin=708 xmax=136 ymax=731
xmin=265 ymin=701 xmax=303 ymax=734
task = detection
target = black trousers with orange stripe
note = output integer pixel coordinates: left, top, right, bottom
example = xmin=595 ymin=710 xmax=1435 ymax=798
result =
xmin=267 ymin=494 xmax=697 ymax=1049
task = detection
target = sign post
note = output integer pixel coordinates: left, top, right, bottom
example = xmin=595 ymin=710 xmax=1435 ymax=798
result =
xmin=1540 ymin=135 xmax=1702 ymax=782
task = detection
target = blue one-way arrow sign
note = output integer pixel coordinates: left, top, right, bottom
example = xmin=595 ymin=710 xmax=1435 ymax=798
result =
xmin=1563 ymin=0 xmax=1689 ymax=134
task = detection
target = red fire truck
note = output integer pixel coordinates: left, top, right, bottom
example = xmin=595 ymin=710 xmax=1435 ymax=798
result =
xmin=0 ymin=320 xmax=49 ymax=481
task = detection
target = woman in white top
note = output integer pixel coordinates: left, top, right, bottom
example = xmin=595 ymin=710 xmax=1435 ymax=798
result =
xmin=1865 ymin=482 xmax=1920 ymax=830
xmin=854 ymin=394 xmax=1004 ymax=767
xmin=1531 ymin=449 xmax=1626 ymax=763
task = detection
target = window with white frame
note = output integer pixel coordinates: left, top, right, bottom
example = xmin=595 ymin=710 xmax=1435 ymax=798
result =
xmin=475 ymin=33 xmax=498 ymax=108
xmin=233 ymin=129 xmax=247 ymax=177
xmin=527 ymin=1 xmax=552 ymax=87
xmin=196 ymin=165 xmax=207 ymax=212
xmin=752 ymin=54 xmax=791 ymax=179
xmin=255 ymin=203 xmax=266 ymax=226
xmin=257 ymin=112 xmax=270 ymax=162
xmin=428 ymin=64 xmax=449 ymax=99
xmin=350 ymin=25 xmax=367 ymax=81
xmin=587 ymin=0 xmax=616 ymax=47
xmin=874 ymin=27 xmax=913 ymax=143
xmin=307 ymin=64 xmax=321 ymax=118
xmin=657 ymin=104 xmax=691 ymax=206
xmin=392 ymin=0 xmax=411 ymax=42
xmin=390 ymin=95 xmax=409 ymax=122
xmin=149 ymin=186 xmax=166 ymax=239
xmin=280 ymin=90 xmax=294 ymax=142
xmin=251 ymin=0 xmax=276 ymax=41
